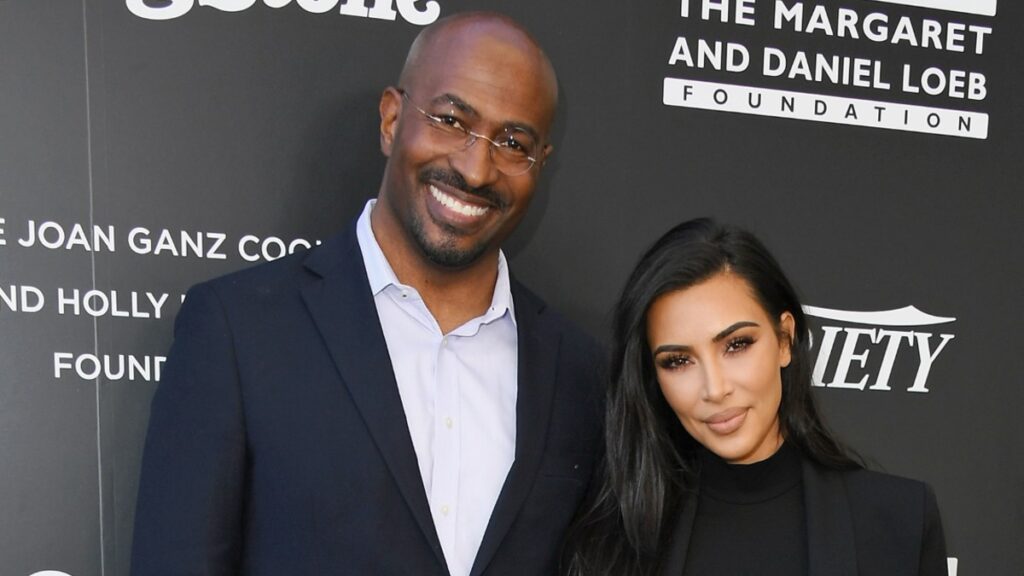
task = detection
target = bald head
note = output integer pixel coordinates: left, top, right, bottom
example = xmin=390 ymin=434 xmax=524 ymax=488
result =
xmin=398 ymin=12 xmax=559 ymax=119
xmin=372 ymin=11 xmax=561 ymax=275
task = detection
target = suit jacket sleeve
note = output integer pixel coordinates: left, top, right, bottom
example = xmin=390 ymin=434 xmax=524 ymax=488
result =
xmin=131 ymin=282 xmax=246 ymax=576
xmin=918 ymin=483 xmax=948 ymax=576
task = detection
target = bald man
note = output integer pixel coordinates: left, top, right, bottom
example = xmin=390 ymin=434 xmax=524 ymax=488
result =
xmin=131 ymin=13 xmax=603 ymax=576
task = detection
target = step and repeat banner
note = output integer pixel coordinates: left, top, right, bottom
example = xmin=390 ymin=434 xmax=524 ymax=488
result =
xmin=1 ymin=0 xmax=1020 ymax=574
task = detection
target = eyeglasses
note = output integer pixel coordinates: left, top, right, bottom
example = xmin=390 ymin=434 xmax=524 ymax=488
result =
xmin=398 ymin=89 xmax=540 ymax=176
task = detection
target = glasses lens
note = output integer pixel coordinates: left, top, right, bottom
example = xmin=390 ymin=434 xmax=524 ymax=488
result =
xmin=406 ymin=92 xmax=538 ymax=176
xmin=491 ymin=128 xmax=536 ymax=175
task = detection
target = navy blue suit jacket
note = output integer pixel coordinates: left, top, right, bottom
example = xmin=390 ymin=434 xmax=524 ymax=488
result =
xmin=131 ymin=225 xmax=604 ymax=576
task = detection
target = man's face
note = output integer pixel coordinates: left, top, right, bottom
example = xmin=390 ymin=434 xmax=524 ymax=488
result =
xmin=377 ymin=24 xmax=556 ymax=269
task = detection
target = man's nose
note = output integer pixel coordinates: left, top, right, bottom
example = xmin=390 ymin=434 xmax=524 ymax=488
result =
xmin=449 ymin=135 xmax=500 ymax=188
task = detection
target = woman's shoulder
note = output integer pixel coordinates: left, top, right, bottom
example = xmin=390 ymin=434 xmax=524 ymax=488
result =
xmin=839 ymin=466 xmax=934 ymax=501
xmin=805 ymin=460 xmax=941 ymax=537
xmin=838 ymin=466 xmax=941 ymax=523
xmin=832 ymin=466 xmax=943 ymax=547
xmin=806 ymin=462 xmax=947 ymax=574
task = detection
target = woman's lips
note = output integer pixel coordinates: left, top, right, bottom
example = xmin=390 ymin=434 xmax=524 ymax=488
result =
xmin=705 ymin=408 xmax=748 ymax=434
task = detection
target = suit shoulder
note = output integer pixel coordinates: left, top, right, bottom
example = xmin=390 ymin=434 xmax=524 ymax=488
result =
xmin=511 ymin=277 xmax=601 ymax=357
xmin=187 ymin=228 xmax=354 ymax=309
xmin=835 ymin=467 xmax=946 ymax=572
xmin=197 ymin=249 xmax=310 ymax=300
xmin=842 ymin=467 xmax=932 ymax=502
xmin=839 ymin=467 xmax=938 ymax=537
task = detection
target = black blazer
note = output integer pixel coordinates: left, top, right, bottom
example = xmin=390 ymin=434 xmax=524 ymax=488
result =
xmin=131 ymin=225 xmax=604 ymax=576
xmin=658 ymin=458 xmax=947 ymax=576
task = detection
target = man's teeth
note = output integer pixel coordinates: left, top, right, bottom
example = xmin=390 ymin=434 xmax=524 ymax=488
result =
xmin=430 ymin=185 xmax=490 ymax=217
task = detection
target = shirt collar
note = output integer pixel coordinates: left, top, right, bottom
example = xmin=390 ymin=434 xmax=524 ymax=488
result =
xmin=355 ymin=199 xmax=516 ymax=326
xmin=356 ymin=199 xmax=398 ymax=296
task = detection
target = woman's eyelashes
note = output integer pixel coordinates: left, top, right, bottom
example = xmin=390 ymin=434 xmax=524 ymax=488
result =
xmin=725 ymin=335 xmax=755 ymax=354
xmin=657 ymin=353 xmax=692 ymax=371
xmin=655 ymin=335 xmax=757 ymax=370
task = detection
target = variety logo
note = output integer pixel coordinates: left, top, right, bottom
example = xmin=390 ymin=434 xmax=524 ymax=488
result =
xmin=804 ymin=305 xmax=955 ymax=393
xmin=126 ymin=0 xmax=441 ymax=25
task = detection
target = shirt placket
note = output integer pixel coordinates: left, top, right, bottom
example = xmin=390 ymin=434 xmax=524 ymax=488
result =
xmin=430 ymin=333 xmax=461 ymax=571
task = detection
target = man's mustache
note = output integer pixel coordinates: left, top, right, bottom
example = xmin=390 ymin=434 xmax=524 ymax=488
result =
xmin=420 ymin=167 xmax=507 ymax=209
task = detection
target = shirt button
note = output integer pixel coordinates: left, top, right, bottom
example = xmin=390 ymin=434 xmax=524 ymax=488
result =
xmin=441 ymin=505 xmax=450 ymax=516
xmin=400 ymin=291 xmax=408 ymax=299
xmin=445 ymin=417 xmax=453 ymax=429
xmin=441 ymin=337 xmax=448 ymax=347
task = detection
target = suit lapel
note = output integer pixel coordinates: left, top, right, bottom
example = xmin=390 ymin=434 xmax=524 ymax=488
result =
xmin=299 ymin=228 xmax=447 ymax=571
xmin=802 ymin=461 xmax=858 ymax=576
xmin=658 ymin=488 xmax=699 ymax=576
xmin=470 ymin=281 xmax=561 ymax=576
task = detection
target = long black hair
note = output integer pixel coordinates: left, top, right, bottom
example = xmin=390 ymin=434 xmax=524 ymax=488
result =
xmin=563 ymin=218 xmax=860 ymax=576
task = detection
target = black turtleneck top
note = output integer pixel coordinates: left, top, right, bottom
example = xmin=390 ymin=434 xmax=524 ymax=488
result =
xmin=682 ymin=441 xmax=807 ymax=576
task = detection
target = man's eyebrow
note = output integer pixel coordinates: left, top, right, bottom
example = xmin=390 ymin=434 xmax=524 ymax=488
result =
xmin=712 ymin=321 xmax=759 ymax=342
xmin=506 ymin=122 xmax=541 ymax=145
xmin=431 ymin=92 xmax=542 ymax=143
xmin=430 ymin=93 xmax=479 ymax=118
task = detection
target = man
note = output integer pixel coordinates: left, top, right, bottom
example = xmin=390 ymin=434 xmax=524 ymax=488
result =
xmin=131 ymin=12 xmax=603 ymax=576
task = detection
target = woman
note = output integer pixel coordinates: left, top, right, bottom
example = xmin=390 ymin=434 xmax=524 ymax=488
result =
xmin=564 ymin=218 xmax=946 ymax=575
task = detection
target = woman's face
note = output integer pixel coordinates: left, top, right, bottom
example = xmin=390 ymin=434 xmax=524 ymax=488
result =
xmin=646 ymin=272 xmax=794 ymax=464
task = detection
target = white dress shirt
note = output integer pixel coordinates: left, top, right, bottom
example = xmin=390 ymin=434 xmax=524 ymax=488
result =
xmin=356 ymin=200 xmax=518 ymax=576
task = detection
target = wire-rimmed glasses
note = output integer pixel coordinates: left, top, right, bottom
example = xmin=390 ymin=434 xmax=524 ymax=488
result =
xmin=398 ymin=89 xmax=540 ymax=176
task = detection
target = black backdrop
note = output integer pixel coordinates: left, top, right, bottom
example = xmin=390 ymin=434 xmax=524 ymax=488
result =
xmin=1 ymin=1 xmax=1021 ymax=574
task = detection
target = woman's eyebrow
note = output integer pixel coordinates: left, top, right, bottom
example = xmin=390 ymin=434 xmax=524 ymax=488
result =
xmin=712 ymin=321 xmax=759 ymax=342
xmin=651 ymin=321 xmax=758 ymax=356
xmin=652 ymin=343 xmax=691 ymax=356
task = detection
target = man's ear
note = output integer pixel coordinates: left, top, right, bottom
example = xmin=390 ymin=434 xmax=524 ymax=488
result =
xmin=778 ymin=311 xmax=796 ymax=368
xmin=379 ymin=87 xmax=402 ymax=157
xmin=539 ymin=143 xmax=554 ymax=168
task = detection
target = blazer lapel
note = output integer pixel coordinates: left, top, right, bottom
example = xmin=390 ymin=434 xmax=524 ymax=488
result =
xmin=662 ymin=458 xmax=859 ymax=576
xmin=658 ymin=488 xmax=700 ymax=576
xmin=802 ymin=461 xmax=858 ymax=576
xmin=470 ymin=281 xmax=561 ymax=576
xmin=299 ymin=228 xmax=447 ymax=571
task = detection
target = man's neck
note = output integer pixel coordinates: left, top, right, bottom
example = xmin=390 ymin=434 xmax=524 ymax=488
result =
xmin=404 ymin=259 xmax=498 ymax=334
xmin=371 ymin=210 xmax=500 ymax=335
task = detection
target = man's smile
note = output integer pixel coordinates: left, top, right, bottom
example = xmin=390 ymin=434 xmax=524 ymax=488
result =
xmin=429 ymin=184 xmax=492 ymax=218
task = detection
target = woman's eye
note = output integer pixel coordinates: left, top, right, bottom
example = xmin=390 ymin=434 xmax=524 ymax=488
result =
xmin=658 ymin=355 xmax=692 ymax=370
xmin=726 ymin=336 xmax=754 ymax=353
